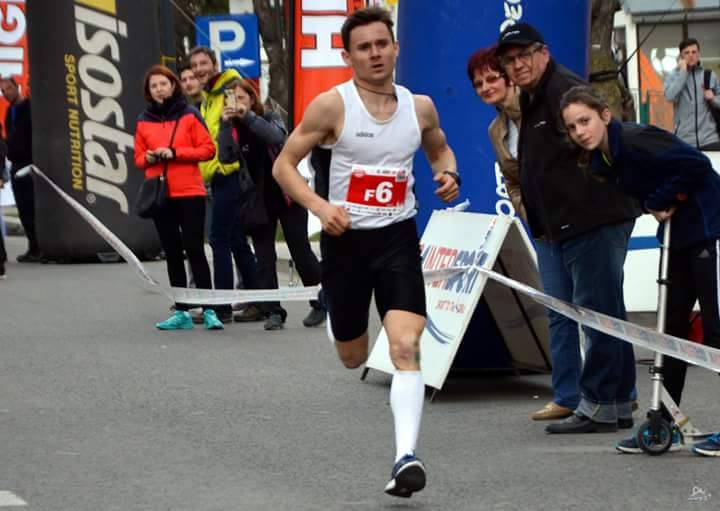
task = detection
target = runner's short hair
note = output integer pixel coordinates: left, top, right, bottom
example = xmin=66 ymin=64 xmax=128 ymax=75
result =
xmin=341 ymin=6 xmax=394 ymax=51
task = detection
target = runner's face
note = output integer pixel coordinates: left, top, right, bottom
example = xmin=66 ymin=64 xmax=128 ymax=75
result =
xmin=472 ymin=68 xmax=509 ymax=106
xmin=343 ymin=22 xmax=398 ymax=84
xmin=562 ymin=102 xmax=611 ymax=151
xmin=148 ymin=74 xmax=175 ymax=104
xmin=180 ymin=69 xmax=202 ymax=96
xmin=190 ymin=52 xmax=216 ymax=87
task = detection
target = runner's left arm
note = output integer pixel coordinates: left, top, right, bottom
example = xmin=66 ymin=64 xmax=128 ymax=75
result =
xmin=416 ymin=95 xmax=459 ymax=203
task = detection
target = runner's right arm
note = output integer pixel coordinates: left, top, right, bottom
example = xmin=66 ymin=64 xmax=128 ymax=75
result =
xmin=273 ymin=92 xmax=351 ymax=235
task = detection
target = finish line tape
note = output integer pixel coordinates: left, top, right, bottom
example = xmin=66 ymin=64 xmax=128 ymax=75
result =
xmin=31 ymin=164 xmax=719 ymax=371
xmin=477 ymin=265 xmax=720 ymax=373
xmin=28 ymin=165 xmax=463 ymax=305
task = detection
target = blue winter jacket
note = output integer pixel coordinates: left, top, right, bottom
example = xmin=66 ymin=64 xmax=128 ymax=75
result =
xmin=589 ymin=119 xmax=720 ymax=249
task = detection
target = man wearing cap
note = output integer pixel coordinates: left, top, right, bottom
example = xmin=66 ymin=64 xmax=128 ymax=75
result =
xmin=495 ymin=23 xmax=641 ymax=434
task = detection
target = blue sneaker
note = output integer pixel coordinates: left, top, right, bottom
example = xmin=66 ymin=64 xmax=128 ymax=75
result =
xmin=156 ymin=311 xmax=193 ymax=330
xmin=615 ymin=425 xmax=682 ymax=454
xmin=203 ymin=310 xmax=224 ymax=330
xmin=692 ymin=432 xmax=720 ymax=457
xmin=384 ymin=453 xmax=426 ymax=498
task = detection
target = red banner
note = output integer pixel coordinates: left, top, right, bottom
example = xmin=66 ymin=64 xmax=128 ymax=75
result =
xmin=0 ymin=0 xmax=29 ymax=136
xmin=292 ymin=0 xmax=364 ymax=128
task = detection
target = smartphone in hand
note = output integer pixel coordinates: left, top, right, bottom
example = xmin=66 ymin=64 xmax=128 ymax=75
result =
xmin=224 ymin=89 xmax=237 ymax=111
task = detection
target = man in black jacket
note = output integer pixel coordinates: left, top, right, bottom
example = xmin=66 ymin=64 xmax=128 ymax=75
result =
xmin=496 ymin=24 xmax=641 ymax=433
xmin=1 ymin=78 xmax=40 ymax=262
xmin=0 ymin=139 xmax=7 ymax=277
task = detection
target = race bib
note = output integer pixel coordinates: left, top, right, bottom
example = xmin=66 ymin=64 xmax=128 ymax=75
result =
xmin=345 ymin=166 xmax=408 ymax=217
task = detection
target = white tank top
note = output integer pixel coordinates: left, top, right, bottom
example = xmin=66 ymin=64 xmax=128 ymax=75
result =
xmin=322 ymin=80 xmax=422 ymax=230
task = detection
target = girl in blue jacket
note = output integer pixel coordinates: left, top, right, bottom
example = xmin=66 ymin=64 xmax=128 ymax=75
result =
xmin=559 ymin=85 xmax=720 ymax=457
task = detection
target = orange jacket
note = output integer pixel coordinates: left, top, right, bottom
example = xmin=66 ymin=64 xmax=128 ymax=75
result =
xmin=134 ymin=96 xmax=215 ymax=198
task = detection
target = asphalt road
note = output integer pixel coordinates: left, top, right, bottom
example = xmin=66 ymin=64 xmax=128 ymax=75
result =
xmin=1 ymin=235 xmax=718 ymax=511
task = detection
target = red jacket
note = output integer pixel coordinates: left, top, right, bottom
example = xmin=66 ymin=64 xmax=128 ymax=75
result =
xmin=134 ymin=97 xmax=215 ymax=198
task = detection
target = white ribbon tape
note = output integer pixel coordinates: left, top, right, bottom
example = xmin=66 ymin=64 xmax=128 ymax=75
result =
xmin=29 ymin=165 xmax=466 ymax=306
xmin=423 ymin=265 xmax=471 ymax=283
xmin=171 ymin=285 xmax=321 ymax=305
xmin=477 ymin=265 xmax=720 ymax=373
xmin=29 ymin=166 xmax=164 ymax=290
xmin=37 ymin=162 xmax=715 ymax=373
xmin=30 ymin=165 xmax=319 ymax=304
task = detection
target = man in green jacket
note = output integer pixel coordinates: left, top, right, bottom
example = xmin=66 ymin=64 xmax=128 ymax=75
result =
xmin=190 ymin=47 xmax=261 ymax=323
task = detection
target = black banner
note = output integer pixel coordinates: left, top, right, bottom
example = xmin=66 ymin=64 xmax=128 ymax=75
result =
xmin=27 ymin=0 xmax=163 ymax=261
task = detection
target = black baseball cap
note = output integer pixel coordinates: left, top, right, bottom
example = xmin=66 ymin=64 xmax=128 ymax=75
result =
xmin=496 ymin=23 xmax=545 ymax=54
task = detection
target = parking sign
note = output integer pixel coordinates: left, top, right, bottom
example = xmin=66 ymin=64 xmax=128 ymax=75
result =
xmin=196 ymin=14 xmax=261 ymax=78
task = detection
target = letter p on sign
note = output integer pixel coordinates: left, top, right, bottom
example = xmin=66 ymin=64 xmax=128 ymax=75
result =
xmin=210 ymin=20 xmax=246 ymax=54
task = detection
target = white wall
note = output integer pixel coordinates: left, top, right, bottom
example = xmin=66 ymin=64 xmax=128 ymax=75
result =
xmin=624 ymin=152 xmax=720 ymax=311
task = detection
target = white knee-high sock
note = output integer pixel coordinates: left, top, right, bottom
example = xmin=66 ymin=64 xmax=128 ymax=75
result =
xmin=390 ymin=370 xmax=424 ymax=462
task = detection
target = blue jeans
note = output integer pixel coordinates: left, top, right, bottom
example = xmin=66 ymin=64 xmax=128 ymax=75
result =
xmin=209 ymin=173 xmax=259 ymax=301
xmin=535 ymin=239 xmax=582 ymax=409
xmin=560 ymin=221 xmax=637 ymax=423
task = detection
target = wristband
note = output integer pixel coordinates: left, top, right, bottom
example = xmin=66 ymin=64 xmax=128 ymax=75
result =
xmin=442 ymin=170 xmax=461 ymax=187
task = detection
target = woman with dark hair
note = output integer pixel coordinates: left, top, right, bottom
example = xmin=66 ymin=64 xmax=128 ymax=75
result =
xmin=134 ymin=64 xmax=223 ymax=331
xmin=560 ymin=84 xmax=720 ymax=456
xmin=218 ymin=78 xmax=325 ymax=331
xmin=467 ymin=46 xmax=584 ymax=422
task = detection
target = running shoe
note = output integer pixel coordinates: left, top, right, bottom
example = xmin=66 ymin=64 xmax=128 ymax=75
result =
xmin=384 ymin=453 xmax=426 ymax=498
xmin=692 ymin=432 xmax=720 ymax=457
xmin=615 ymin=425 xmax=682 ymax=454
xmin=203 ymin=310 xmax=224 ymax=330
xmin=156 ymin=311 xmax=193 ymax=330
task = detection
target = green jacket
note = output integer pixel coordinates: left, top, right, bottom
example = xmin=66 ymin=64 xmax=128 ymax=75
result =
xmin=199 ymin=68 xmax=242 ymax=182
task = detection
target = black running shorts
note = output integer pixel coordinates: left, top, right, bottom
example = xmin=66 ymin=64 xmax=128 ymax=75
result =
xmin=320 ymin=218 xmax=427 ymax=342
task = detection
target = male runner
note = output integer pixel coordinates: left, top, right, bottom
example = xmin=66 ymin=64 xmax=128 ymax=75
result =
xmin=272 ymin=7 xmax=459 ymax=498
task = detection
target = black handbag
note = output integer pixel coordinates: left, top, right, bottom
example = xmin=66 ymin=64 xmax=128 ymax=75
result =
xmin=238 ymin=182 xmax=270 ymax=233
xmin=236 ymin=152 xmax=255 ymax=201
xmin=135 ymin=120 xmax=180 ymax=219
xmin=703 ymin=70 xmax=720 ymax=139
xmin=232 ymin=126 xmax=269 ymax=232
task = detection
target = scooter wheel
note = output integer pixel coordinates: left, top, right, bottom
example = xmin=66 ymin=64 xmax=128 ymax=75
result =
xmin=636 ymin=419 xmax=673 ymax=456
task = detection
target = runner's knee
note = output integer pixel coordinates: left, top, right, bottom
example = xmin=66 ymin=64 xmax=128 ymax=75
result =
xmin=389 ymin=333 xmax=420 ymax=365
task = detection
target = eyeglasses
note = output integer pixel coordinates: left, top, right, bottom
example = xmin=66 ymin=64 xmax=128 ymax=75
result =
xmin=472 ymin=73 xmax=504 ymax=89
xmin=500 ymin=45 xmax=544 ymax=67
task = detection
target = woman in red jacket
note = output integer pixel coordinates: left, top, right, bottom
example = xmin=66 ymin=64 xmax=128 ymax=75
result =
xmin=134 ymin=65 xmax=222 ymax=330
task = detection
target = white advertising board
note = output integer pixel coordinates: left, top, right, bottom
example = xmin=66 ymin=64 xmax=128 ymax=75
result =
xmin=365 ymin=211 xmax=551 ymax=390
